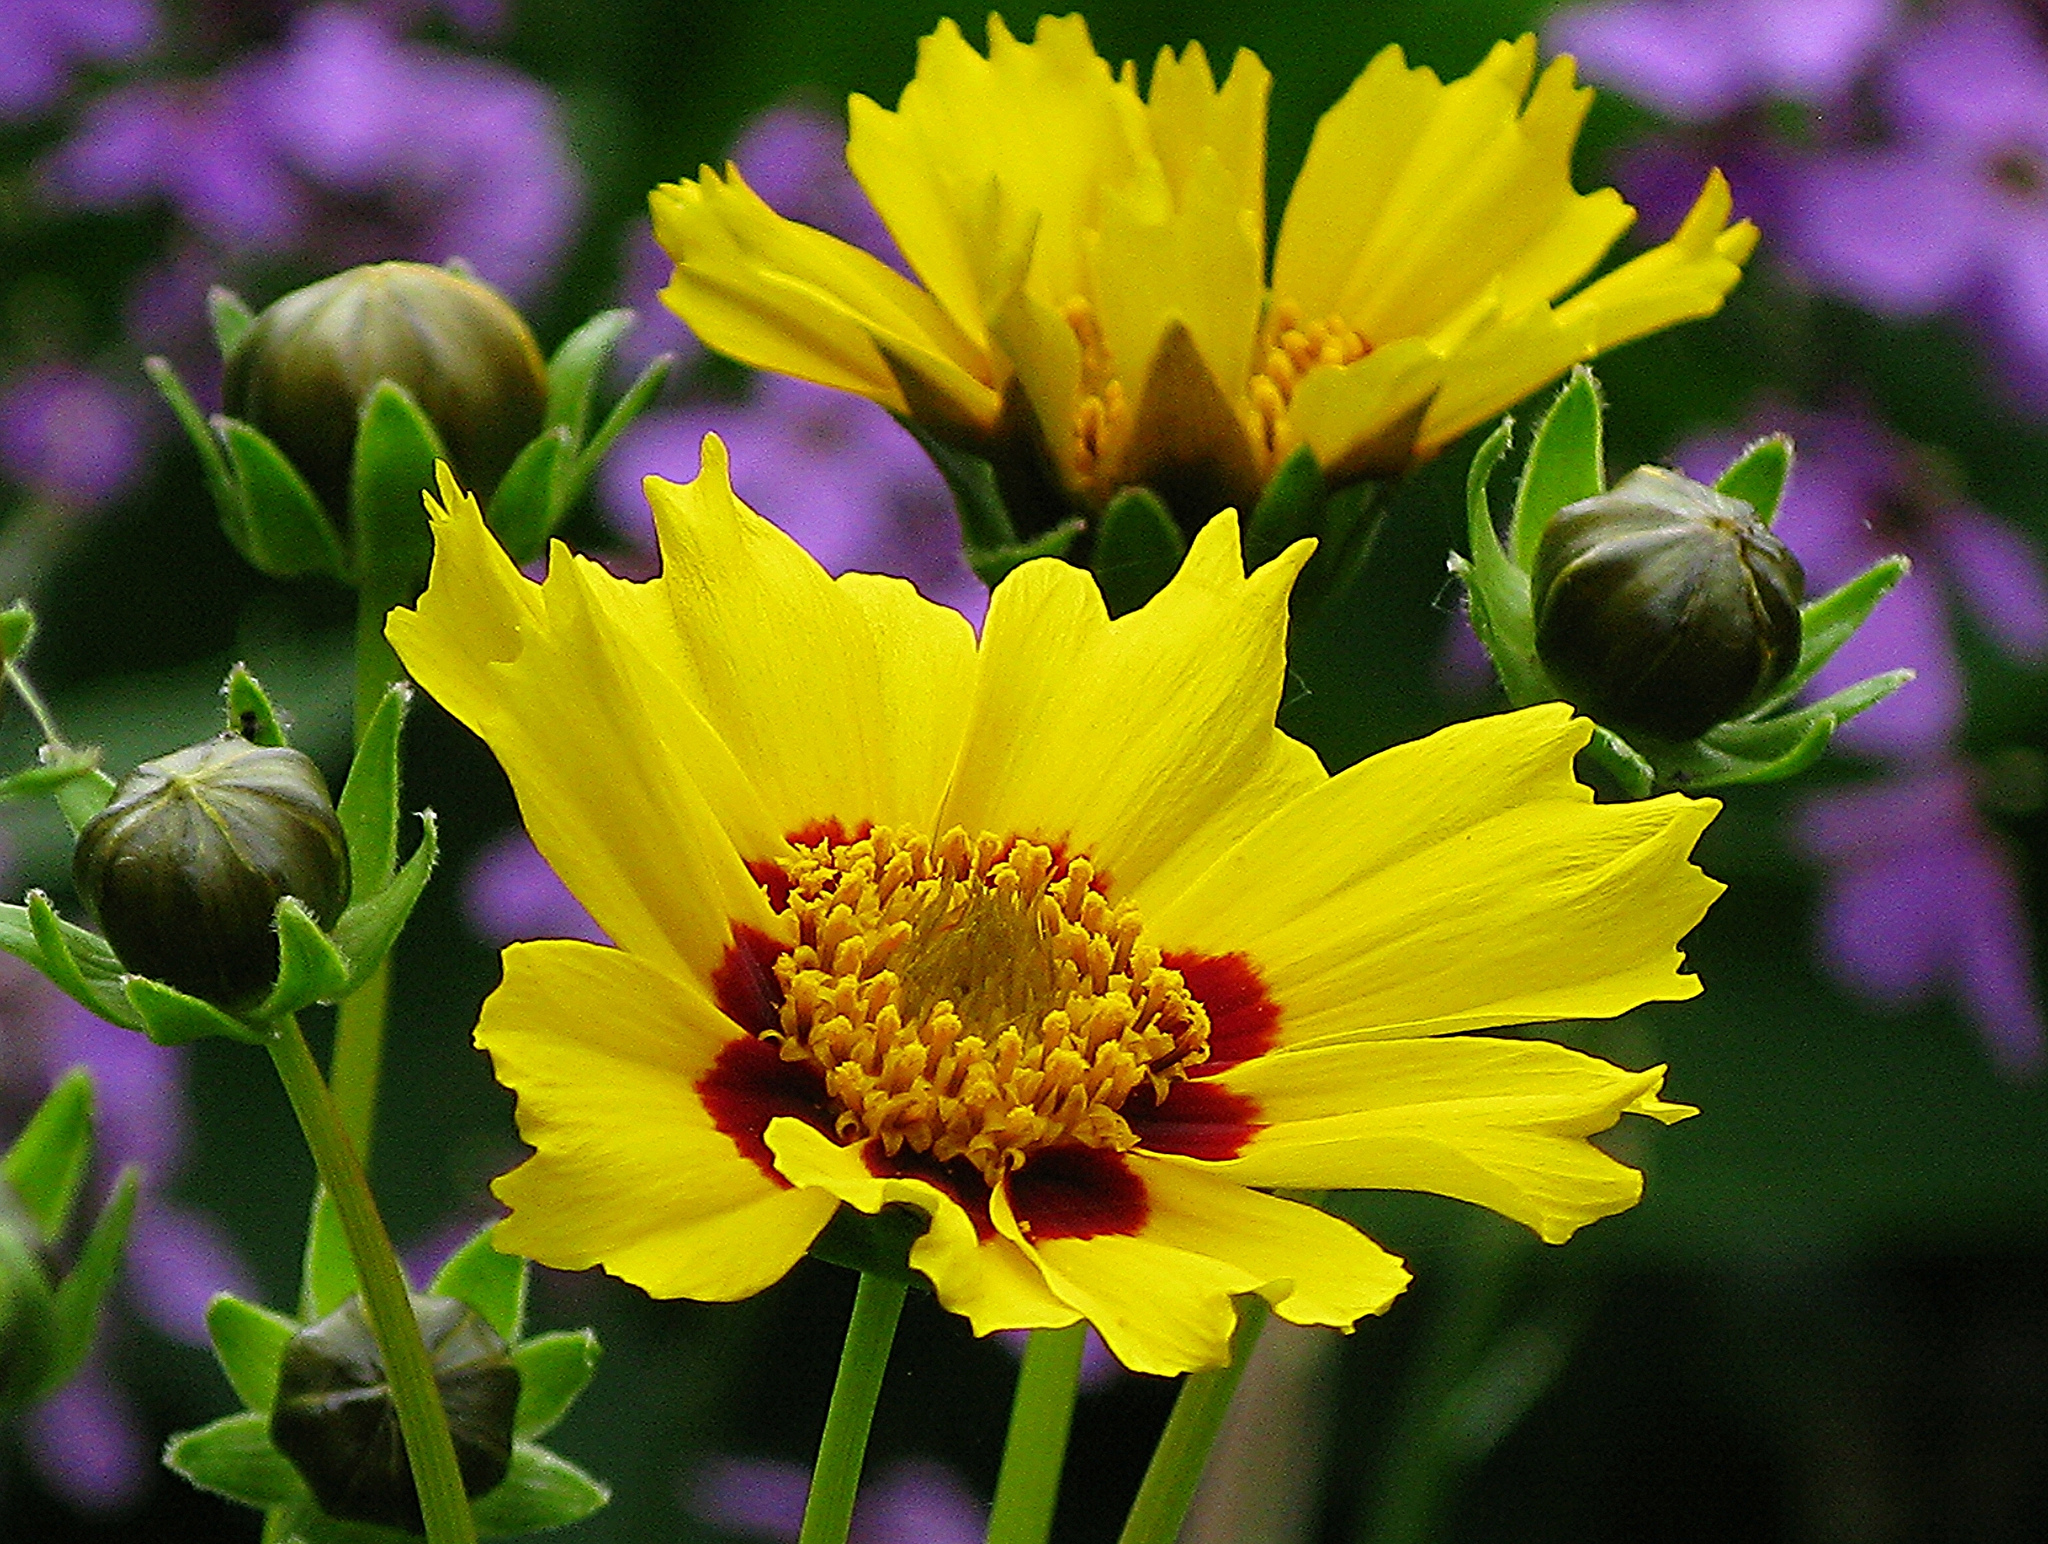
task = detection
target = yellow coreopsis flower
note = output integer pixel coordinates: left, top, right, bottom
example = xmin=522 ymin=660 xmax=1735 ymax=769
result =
xmin=651 ymin=15 xmax=1756 ymax=522
xmin=389 ymin=444 xmax=1721 ymax=1376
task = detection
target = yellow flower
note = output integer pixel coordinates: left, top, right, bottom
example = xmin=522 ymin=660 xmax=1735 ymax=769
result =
xmin=650 ymin=16 xmax=1756 ymax=522
xmin=388 ymin=443 xmax=1721 ymax=1376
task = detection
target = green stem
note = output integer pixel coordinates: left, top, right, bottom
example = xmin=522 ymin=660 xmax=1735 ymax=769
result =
xmin=987 ymin=1324 xmax=1087 ymax=1544
xmin=1118 ymin=1299 xmax=1271 ymax=1544
xmin=5 ymin=659 xmax=67 ymax=749
xmin=327 ymin=585 xmax=406 ymax=1154
xmin=797 ymin=1270 xmax=909 ymax=1544
xmin=265 ymin=1013 xmax=476 ymax=1544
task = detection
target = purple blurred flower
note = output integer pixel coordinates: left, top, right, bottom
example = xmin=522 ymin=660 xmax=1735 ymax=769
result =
xmin=0 ymin=0 xmax=156 ymax=121
xmin=601 ymin=373 xmax=986 ymax=622
xmin=1796 ymin=760 xmax=2046 ymax=1075
xmin=1680 ymin=406 xmax=2048 ymax=757
xmin=690 ymin=1454 xmax=984 ymax=1544
xmin=0 ymin=362 xmax=151 ymax=511
xmin=1784 ymin=1 xmax=2048 ymax=407
xmin=1551 ymin=0 xmax=1897 ymax=122
xmin=45 ymin=4 xmax=580 ymax=301
xmin=464 ymin=827 xmax=607 ymax=947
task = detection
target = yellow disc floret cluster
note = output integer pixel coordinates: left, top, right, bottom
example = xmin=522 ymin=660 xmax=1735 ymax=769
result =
xmin=765 ymin=825 xmax=1212 ymax=1186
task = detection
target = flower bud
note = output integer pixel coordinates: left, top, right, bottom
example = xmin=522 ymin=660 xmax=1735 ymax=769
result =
xmin=222 ymin=262 xmax=547 ymax=516
xmin=270 ymin=1294 xmax=520 ymax=1533
xmin=1533 ymin=466 xmax=1805 ymax=741
xmin=72 ymin=736 xmax=350 ymax=1010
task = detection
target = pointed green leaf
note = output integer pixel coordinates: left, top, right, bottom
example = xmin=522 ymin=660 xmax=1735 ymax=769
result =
xmin=209 ymin=286 xmax=258 ymax=361
xmin=430 ymin=1225 xmax=525 ymax=1342
xmin=1654 ymin=716 xmax=1836 ymax=791
xmin=220 ymin=418 xmax=350 ymax=580
xmin=49 ymin=752 xmax=116 ymax=836
xmin=510 ymin=1330 xmax=600 ymax=1440
xmin=1458 ymin=419 xmax=1549 ymax=706
xmin=332 ymin=810 xmax=438 ymax=995
xmin=0 ymin=605 xmax=33 ymax=662
xmin=543 ymin=309 xmax=635 ymax=440
xmin=12 ymin=891 xmax=139 ymax=1029
xmin=125 ymin=975 xmax=267 ymax=1045
xmin=224 ymin=664 xmax=288 ymax=746
xmin=336 ymin=684 xmax=412 ymax=901
xmin=1765 ymin=555 xmax=1911 ymax=707
xmin=564 ymin=353 xmax=673 ymax=520
xmin=164 ymin=1409 xmax=308 ymax=1509
xmin=301 ymin=1189 xmax=358 ymax=1320
xmin=1243 ymin=444 xmax=1326 ymax=569
xmin=41 ymin=1167 xmax=137 ymax=1398
xmin=1712 ymin=434 xmax=1794 ymax=526
xmin=903 ymin=421 xmax=1018 ymax=552
xmin=207 ymin=1294 xmax=301 ymax=1412
xmin=2 ymin=1070 xmax=94 ymax=1243
xmin=484 ymin=428 xmax=570 ymax=566
xmin=1092 ymin=486 xmax=1186 ymax=617
xmin=965 ymin=520 xmax=1086 ymax=590
xmin=146 ymin=357 xmax=245 ymax=550
xmin=0 ymin=1225 xmax=57 ymax=1407
xmin=253 ymin=897 xmax=351 ymax=1019
xmin=349 ymin=382 xmax=443 ymax=597
xmin=1511 ymin=366 xmax=1605 ymax=569
xmin=469 ymin=1443 xmax=611 ymax=1534
xmin=0 ymin=752 xmax=108 ymax=807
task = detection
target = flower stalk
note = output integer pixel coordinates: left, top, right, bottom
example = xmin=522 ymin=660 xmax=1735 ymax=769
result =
xmin=797 ymin=1269 xmax=909 ymax=1544
xmin=263 ymin=1011 xmax=476 ymax=1544
xmin=987 ymin=1324 xmax=1088 ymax=1544
xmin=1117 ymin=1299 xmax=1271 ymax=1544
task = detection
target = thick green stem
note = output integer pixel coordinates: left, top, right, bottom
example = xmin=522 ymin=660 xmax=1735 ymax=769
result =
xmin=266 ymin=1013 xmax=476 ymax=1544
xmin=1118 ymin=1299 xmax=1271 ymax=1544
xmin=987 ymin=1324 xmax=1087 ymax=1544
xmin=797 ymin=1270 xmax=909 ymax=1544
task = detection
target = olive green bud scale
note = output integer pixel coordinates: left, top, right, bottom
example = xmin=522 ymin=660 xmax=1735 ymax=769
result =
xmin=1532 ymin=467 xmax=1806 ymax=742
xmin=72 ymin=736 xmax=350 ymax=1010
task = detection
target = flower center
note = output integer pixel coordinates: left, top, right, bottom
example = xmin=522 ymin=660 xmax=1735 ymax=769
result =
xmin=758 ymin=825 xmax=1211 ymax=1186
xmin=1245 ymin=300 xmax=1373 ymax=470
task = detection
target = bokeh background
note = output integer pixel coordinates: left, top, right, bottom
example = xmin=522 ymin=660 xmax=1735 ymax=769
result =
xmin=3 ymin=0 xmax=2047 ymax=1539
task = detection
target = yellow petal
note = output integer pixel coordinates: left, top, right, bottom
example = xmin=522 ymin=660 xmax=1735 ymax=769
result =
xmin=651 ymin=167 xmax=999 ymax=435
xmin=387 ymin=468 xmax=775 ymax=975
xmin=1414 ymin=298 xmax=1600 ymax=460
xmin=647 ymin=436 xmax=980 ymax=840
xmin=1142 ymin=41 xmax=1270 ymax=233
xmin=1149 ymin=704 xmax=1723 ymax=1044
xmin=480 ymin=941 xmax=838 ymax=1298
xmin=763 ymin=1118 xmax=1081 ymax=1335
xmin=1285 ymin=334 xmax=1448 ymax=483
xmin=994 ymin=1154 xmax=1409 ymax=1374
xmin=1553 ymin=168 xmax=1758 ymax=349
xmin=1208 ymin=1037 xmax=1696 ymax=1242
xmin=939 ymin=512 xmax=1313 ymax=899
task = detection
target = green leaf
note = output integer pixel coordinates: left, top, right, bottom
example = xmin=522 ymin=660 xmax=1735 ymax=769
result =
xmin=7 ymin=891 xmax=139 ymax=1030
xmin=1092 ymin=486 xmax=1186 ymax=617
xmin=484 ymin=427 xmax=570 ymax=566
xmin=563 ymin=354 xmax=673 ymax=526
xmin=224 ymin=664 xmax=288 ymax=746
xmin=430 ymin=1224 xmax=525 ymax=1342
xmin=1243 ymin=444 xmax=1326 ymax=569
xmin=124 ymin=975 xmax=267 ymax=1045
xmin=2 ymin=1069 xmax=94 ymax=1243
xmin=252 ymin=897 xmax=351 ymax=1019
xmin=146 ymin=358 xmax=245 ymax=552
xmin=543 ymin=309 xmax=635 ymax=440
xmin=1456 ymin=419 xmax=1550 ymax=707
xmin=336 ymin=683 xmax=412 ymax=901
xmin=206 ymin=1294 xmax=301 ymax=1412
xmin=1712 ymin=434 xmax=1794 ymax=526
xmin=349 ymin=382 xmax=444 ymax=598
xmin=510 ymin=1330 xmax=600 ymax=1440
xmin=1765 ymin=555 xmax=1911 ymax=707
xmin=208 ymin=285 xmax=258 ymax=361
xmin=903 ymin=421 xmax=1018 ymax=553
xmin=0 ymin=1225 xmax=57 ymax=1407
xmin=42 ymin=1166 xmax=137 ymax=1398
xmin=331 ymin=810 xmax=438 ymax=996
xmin=0 ymin=752 xmax=108 ymax=807
xmin=965 ymin=520 xmax=1086 ymax=590
xmin=300 ymin=1189 xmax=358 ymax=1320
xmin=1652 ymin=715 xmax=1836 ymax=791
xmin=49 ymin=753 xmax=116 ymax=836
xmin=469 ymin=1443 xmax=611 ymax=1535
xmin=219 ymin=419 xmax=350 ymax=581
xmin=164 ymin=1410 xmax=307 ymax=1510
xmin=1511 ymin=366 xmax=1605 ymax=570
xmin=0 ymin=605 xmax=34 ymax=662
xmin=280 ymin=1504 xmax=426 ymax=1544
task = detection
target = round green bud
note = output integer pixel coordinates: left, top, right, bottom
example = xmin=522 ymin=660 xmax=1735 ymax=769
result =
xmin=1532 ymin=467 xmax=1806 ymax=742
xmin=222 ymin=261 xmax=547 ymax=516
xmin=270 ymin=1294 xmax=520 ymax=1533
xmin=72 ymin=736 xmax=350 ymax=1010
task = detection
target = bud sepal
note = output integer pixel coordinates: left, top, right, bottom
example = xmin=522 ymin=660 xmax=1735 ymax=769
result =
xmin=1453 ymin=367 xmax=1913 ymax=795
xmin=166 ymin=1222 xmax=607 ymax=1540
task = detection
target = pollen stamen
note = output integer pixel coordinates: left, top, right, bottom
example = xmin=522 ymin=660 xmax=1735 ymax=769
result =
xmin=759 ymin=826 xmax=1210 ymax=1185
